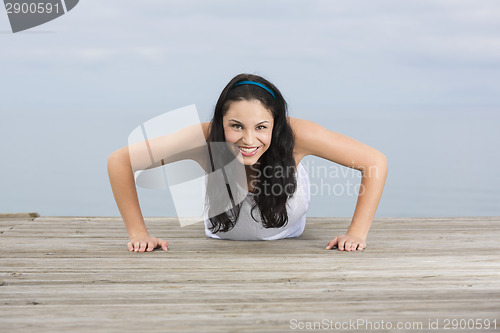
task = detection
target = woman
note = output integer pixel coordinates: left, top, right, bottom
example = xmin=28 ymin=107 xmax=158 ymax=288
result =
xmin=107 ymin=73 xmax=388 ymax=253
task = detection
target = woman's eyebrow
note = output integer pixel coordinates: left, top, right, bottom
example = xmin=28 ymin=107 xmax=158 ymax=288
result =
xmin=228 ymin=119 xmax=270 ymax=125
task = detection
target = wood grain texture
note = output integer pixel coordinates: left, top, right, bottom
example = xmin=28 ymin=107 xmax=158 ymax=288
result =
xmin=1 ymin=216 xmax=499 ymax=332
xmin=0 ymin=212 xmax=39 ymax=218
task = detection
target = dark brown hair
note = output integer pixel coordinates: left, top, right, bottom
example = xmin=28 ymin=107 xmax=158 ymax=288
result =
xmin=205 ymin=73 xmax=297 ymax=233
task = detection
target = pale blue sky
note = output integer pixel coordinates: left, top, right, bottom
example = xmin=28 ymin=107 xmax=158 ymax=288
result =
xmin=1 ymin=1 xmax=499 ymax=217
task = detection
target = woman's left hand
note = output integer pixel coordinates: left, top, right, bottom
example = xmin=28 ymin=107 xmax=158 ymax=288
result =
xmin=325 ymin=234 xmax=366 ymax=251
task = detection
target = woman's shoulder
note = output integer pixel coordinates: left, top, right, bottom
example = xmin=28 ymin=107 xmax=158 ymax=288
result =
xmin=201 ymin=122 xmax=210 ymax=140
xmin=288 ymin=116 xmax=324 ymax=152
xmin=288 ymin=116 xmax=321 ymax=130
xmin=288 ymin=116 xmax=349 ymax=165
xmin=288 ymin=116 xmax=322 ymax=165
xmin=289 ymin=116 xmax=329 ymax=138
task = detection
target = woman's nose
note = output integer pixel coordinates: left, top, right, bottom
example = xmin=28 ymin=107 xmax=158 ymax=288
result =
xmin=241 ymin=129 xmax=256 ymax=145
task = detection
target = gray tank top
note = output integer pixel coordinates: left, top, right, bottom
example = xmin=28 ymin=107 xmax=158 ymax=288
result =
xmin=203 ymin=162 xmax=310 ymax=240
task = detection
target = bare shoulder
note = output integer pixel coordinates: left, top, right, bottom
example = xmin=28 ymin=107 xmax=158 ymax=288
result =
xmin=288 ymin=117 xmax=320 ymax=165
xmin=288 ymin=116 xmax=320 ymax=133
xmin=287 ymin=116 xmax=386 ymax=170
xmin=288 ymin=117 xmax=326 ymax=157
xmin=201 ymin=122 xmax=210 ymax=140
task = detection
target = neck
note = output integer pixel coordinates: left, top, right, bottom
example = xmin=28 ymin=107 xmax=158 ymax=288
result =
xmin=245 ymin=164 xmax=260 ymax=190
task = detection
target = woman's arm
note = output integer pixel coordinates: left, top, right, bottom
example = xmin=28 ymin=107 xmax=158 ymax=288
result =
xmin=107 ymin=122 xmax=210 ymax=252
xmin=107 ymin=147 xmax=169 ymax=252
xmin=291 ymin=117 xmax=388 ymax=251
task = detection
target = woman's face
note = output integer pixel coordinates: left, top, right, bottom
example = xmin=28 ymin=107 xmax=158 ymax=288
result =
xmin=223 ymin=99 xmax=274 ymax=166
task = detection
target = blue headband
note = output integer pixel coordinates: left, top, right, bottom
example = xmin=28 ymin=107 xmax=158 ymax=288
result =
xmin=231 ymin=80 xmax=276 ymax=99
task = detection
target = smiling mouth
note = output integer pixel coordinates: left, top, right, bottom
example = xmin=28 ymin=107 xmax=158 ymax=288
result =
xmin=237 ymin=146 xmax=261 ymax=157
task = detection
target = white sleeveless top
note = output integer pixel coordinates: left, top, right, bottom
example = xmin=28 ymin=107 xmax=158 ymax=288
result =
xmin=203 ymin=162 xmax=310 ymax=240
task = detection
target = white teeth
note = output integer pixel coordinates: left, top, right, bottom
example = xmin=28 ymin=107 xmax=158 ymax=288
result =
xmin=239 ymin=147 xmax=258 ymax=153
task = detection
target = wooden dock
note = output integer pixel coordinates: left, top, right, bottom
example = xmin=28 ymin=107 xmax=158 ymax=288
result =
xmin=1 ymin=215 xmax=499 ymax=332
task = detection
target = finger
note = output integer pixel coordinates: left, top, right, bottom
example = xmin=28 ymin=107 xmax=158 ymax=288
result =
xmin=139 ymin=242 xmax=147 ymax=252
xmin=337 ymin=238 xmax=346 ymax=251
xmin=344 ymin=240 xmax=354 ymax=251
xmin=127 ymin=242 xmax=133 ymax=252
xmin=325 ymin=237 xmax=338 ymax=250
xmin=357 ymin=243 xmax=366 ymax=251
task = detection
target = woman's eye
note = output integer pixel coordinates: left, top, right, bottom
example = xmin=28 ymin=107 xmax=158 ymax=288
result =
xmin=232 ymin=124 xmax=242 ymax=129
xmin=256 ymin=125 xmax=266 ymax=130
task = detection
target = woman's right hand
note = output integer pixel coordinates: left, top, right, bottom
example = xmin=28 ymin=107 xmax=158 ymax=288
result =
xmin=127 ymin=233 xmax=169 ymax=252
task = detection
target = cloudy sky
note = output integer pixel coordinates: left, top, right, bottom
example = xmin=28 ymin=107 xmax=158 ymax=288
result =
xmin=2 ymin=0 xmax=500 ymax=110
xmin=1 ymin=0 xmax=499 ymax=217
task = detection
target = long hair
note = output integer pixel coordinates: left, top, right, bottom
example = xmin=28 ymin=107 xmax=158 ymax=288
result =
xmin=205 ymin=73 xmax=297 ymax=233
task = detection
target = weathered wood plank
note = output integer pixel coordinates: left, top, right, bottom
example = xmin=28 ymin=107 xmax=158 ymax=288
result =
xmin=0 ymin=212 xmax=39 ymax=219
xmin=1 ymin=216 xmax=499 ymax=332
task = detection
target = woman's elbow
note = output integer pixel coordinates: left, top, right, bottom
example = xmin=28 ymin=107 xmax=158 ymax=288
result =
xmin=107 ymin=151 xmax=119 ymax=176
xmin=107 ymin=150 xmax=120 ymax=168
xmin=362 ymin=151 xmax=388 ymax=178
xmin=374 ymin=152 xmax=388 ymax=178
xmin=378 ymin=152 xmax=388 ymax=169
xmin=107 ymin=148 xmax=129 ymax=172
